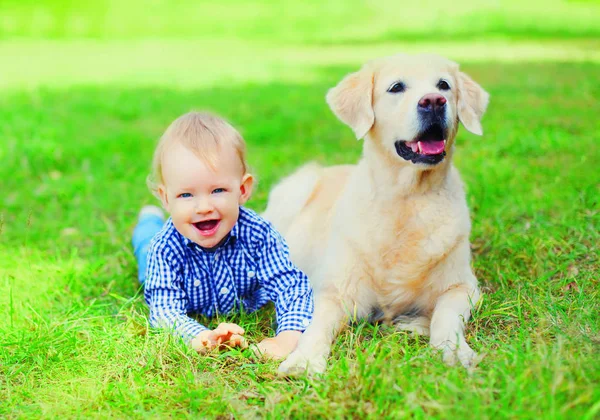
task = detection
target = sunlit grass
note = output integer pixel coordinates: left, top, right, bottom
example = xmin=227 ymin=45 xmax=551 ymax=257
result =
xmin=1 ymin=39 xmax=599 ymax=91
xmin=1 ymin=57 xmax=599 ymax=417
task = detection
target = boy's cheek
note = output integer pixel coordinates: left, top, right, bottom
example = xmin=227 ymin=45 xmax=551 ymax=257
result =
xmin=171 ymin=203 xmax=188 ymax=219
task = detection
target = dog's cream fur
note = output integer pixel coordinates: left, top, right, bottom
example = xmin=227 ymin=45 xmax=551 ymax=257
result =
xmin=263 ymin=53 xmax=489 ymax=375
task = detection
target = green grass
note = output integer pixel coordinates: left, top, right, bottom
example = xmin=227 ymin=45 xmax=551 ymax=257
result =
xmin=1 ymin=2 xmax=600 ymax=418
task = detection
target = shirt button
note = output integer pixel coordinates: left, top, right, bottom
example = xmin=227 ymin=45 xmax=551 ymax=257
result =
xmin=248 ymin=270 xmax=255 ymax=278
xmin=302 ymin=319 xmax=310 ymax=327
xmin=193 ymin=280 xmax=201 ymax=287
xmin=220 ymin=287 xmax=229 ymax=295
xmin=214 ymin=253 xmax=220 ymax=260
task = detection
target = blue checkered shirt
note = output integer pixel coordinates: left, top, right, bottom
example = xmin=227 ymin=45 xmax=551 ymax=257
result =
xmin=143 ymin=207 xmax=314 ymax=340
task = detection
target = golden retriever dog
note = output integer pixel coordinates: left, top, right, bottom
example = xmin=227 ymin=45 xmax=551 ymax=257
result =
xmin=263 ymin=53 xmax=489 ymax=375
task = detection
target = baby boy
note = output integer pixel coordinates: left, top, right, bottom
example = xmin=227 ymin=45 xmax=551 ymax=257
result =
xmin=132 ymin=112 xmax=313 ymax=358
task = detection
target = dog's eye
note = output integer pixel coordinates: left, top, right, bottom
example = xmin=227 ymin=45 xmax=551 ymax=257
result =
xmin=437 ymin=79 xmax=451 ymax=91
xmin=387 ymin=82 xmax=406 ymax=93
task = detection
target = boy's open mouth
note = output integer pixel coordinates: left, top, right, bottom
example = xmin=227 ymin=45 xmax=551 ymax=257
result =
xmin=193 ymin=219 xmax=221 ymax=236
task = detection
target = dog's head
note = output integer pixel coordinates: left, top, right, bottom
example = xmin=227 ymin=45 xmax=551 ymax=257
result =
xmin=326 ymin=54 xmax=489 ymax=167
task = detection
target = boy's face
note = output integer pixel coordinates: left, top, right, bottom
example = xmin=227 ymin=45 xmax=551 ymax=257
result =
xmin=158 ymin=142 xmax=253 ymax=248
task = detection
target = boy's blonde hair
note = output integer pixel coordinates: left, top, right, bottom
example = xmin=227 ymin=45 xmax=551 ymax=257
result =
xmin=147 ymin=111 xmax=248 ymax=198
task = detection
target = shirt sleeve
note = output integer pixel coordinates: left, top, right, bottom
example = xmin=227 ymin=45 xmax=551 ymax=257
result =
xmin=143 ymin=244 xmax=208 ymax=341
xmin=256 ymin=228 xmax=314 ymax=334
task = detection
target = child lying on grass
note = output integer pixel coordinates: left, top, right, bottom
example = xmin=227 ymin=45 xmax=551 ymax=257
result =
xmin=132 ymin=111 xmax=313 ymax=359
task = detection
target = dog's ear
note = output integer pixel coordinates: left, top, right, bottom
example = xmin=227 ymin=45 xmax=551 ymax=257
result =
xmin=326 ymin=69 xmax=375 ymax=140
xmin=456 ymin=71 xmax=489 ymax=136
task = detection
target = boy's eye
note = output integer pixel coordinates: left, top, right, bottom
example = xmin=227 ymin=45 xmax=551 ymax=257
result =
xmin=178 ymin=193 xmax=193 ymax=198
xmin=212 ymin=188 xmax=226 ymax=194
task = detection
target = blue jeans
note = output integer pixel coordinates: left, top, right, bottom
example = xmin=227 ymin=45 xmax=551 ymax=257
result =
xmin=132 ymin=214 xmax=164 ymax=284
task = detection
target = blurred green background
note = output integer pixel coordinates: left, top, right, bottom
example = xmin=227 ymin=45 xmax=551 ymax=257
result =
xmin=1 ymin=1 xmax=599 ymax=418
xmin=1 ymin=0 xmax=599 ymax=41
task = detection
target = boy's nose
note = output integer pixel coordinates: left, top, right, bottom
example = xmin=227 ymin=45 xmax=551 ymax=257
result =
xmin=194 ymin=197 xmax=213 ymax=214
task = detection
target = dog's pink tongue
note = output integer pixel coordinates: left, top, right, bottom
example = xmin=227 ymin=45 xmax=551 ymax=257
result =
xmin=418 ymin=140 xmax=445 ymax=155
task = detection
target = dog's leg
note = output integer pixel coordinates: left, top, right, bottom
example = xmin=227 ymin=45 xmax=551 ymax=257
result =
xmin=278 ymin=291 xmax=350 ymax=376
xmin=394 ymin=315 xmax=431 ymax=336
xmin=429 ymin=284 xmax=480 ymax=368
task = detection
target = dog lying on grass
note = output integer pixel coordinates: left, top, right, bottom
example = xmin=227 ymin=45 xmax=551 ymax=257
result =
xmin=263 ymin=53 xmax=489 ymax=375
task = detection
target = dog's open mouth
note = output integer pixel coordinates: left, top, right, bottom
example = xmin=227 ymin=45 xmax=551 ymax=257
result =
xmin=394 ymin=123 xmax=447 ymax=165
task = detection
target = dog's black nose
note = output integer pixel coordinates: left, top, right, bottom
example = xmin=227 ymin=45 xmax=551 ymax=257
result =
xmin=418 ymin=93 xmax=446 ymax=113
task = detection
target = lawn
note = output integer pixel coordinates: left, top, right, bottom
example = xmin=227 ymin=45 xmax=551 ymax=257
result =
xmin=1 ymin=1 xmax=599 ymax=418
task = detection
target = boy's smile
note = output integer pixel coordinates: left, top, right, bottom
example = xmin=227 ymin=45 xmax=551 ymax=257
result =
xmin=158 ymin=142 xmax=254 ymax=248
xmin=193 ymin=219 xmax=221 ymax=237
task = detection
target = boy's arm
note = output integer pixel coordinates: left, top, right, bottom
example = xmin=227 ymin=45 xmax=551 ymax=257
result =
xmin=257 ymin=230 xmax=314 ymax=335
xmin=251 ymin=229 xmax=313 ymax=359
xmin=148 ymin=284 xmax=247 ymax=352
xmin=145 ymin=243 xmax=247 ymax=352
xmin=146 ymin=287 xmax=209 ymax=340
xmin=144 ymin=244 xmax=209 ymax=341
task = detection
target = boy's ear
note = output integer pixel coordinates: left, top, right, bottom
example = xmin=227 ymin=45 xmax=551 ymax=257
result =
xmin=158 ymin=185 xmax=170 ymax=211
xmin=239 ymin=174 xmax=254 ymax=205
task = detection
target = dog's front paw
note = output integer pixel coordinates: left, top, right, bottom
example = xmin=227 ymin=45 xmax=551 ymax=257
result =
xmin=434 ymin=340 xmax=480 ymax=369
xmin=278 ymin=350 xmax=327 ymax=377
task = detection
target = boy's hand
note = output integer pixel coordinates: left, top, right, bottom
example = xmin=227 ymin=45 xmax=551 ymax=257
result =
xmin=191 ymin=323 xmax=248 ymax=353
xmin=252 ymin=330 xmax=302 ymax=360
